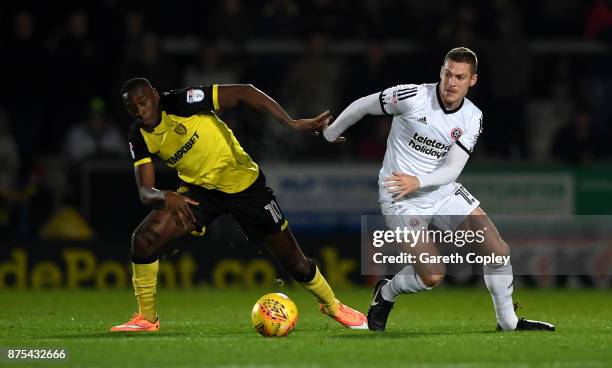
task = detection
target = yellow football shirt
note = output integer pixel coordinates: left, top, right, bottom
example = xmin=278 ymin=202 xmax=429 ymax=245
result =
xmin=128 ymin=85 xmax=259 ymax=193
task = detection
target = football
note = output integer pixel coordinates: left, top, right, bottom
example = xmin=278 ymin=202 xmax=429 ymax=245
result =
xmin=250 ymin=293 xmax=298 ymax=337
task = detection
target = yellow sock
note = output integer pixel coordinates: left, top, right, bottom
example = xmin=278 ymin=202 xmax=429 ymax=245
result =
xmin=299 ymin=265 xmax=340 ymax=316
xmin=132 ymin=260 xmax=159 ymax=322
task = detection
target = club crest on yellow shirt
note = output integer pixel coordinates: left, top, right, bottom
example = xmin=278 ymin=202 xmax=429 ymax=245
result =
xmin=174 ymin=123 xmax=187 ymax=135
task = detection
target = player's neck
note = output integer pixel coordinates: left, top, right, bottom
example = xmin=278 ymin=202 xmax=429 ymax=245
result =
xmin=442 ymin=99 xmax=461 ymax=110
xmin=436 ymin=84 xmax=464 ymax=112
xmin=142 ymin=118 xmax=161 ymax=132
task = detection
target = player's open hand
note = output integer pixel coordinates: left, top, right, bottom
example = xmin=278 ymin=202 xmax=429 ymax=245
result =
xmin=164 ymin=191 xmax=199 ymax=229
xmin=290 ymin=111 xmax=332 ymax=135
xmin=384 ymin=171 xmax=420 ymax=199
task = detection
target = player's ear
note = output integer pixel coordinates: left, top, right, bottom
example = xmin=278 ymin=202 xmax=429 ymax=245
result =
xmin=439 ymin=65 xmax=445 ymax=79
xmin=469 ymin=73 xmax=478 ymax=87
xmin=152 ymin=88 xmax=160 ymax=100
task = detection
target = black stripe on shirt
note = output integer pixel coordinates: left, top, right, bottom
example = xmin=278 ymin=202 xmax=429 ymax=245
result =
xmin=397 ymin=90 xmax=417 ymax=97
xmin=456 ymin=140 xmax=471 ymax=155
xmin=398 ymin=92 xmax=417 ymax=101
xmin=397 ymin=87 xmax=417 ymax=94
xmin=379 ymin=91 xmax=392 ymax=116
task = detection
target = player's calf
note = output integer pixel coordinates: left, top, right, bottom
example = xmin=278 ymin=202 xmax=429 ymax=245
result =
xmin=264 ymin=229 xmax=312 ymax=281
xmin=381 ymin=264 xmax=441 ymax=303
xmin=287 ymin=257 xmax=313 ymax=283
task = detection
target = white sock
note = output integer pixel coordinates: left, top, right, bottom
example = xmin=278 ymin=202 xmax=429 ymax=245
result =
xmin=381 ymin=265 xmax=431 ymax=302
xmin=484 ymin=262 xmax=518 ymax=330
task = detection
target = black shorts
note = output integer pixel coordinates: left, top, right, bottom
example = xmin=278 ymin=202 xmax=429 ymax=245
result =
xmin=177 ymin=170 xmax=288 ymax=241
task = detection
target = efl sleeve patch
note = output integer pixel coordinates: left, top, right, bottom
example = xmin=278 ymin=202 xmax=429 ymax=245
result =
xmin=186 ymin=88 xmax=205 ymax=103
xmin=380 ymin=84 xmax=418 ymax=116
xmin=162 ymin=86 xmax=215 ymax=116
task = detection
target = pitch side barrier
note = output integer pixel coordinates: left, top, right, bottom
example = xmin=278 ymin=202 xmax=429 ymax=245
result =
xmin=0 ymin=237 xmax=360 ymax=290
xmin=2 ymin=215 xmax=612 ymax=289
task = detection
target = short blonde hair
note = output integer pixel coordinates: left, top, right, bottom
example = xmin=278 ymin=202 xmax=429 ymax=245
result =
xmin=444 ymin=47 xmax=478 ymax=74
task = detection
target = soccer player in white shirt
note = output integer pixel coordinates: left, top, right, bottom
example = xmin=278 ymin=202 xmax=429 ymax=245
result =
xmin=323 ymin=47 xmax=555 ymax=332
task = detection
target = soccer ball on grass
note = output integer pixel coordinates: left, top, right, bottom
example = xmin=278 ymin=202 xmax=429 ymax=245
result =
xmin=251 ymin=293 xmax=298 ymax=337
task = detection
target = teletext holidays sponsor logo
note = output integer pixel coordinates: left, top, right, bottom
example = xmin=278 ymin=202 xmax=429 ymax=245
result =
xmin=408 ymin=132 xmax=450 ymax=158
xmin=167 ymin=132 xmax=199 ymax=165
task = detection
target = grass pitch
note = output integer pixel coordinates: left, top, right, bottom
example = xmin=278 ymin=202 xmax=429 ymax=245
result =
xmin=1 ymin=287 xmax=610 ymax=367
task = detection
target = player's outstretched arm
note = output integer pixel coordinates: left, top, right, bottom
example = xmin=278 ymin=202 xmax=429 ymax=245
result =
xmin=322 ymin=93 xmax=383 ymax=143
xmin=216 ymin=84 xmax=330 ymax=133
xmin=134 ymin=162 xmax=199 ymax=229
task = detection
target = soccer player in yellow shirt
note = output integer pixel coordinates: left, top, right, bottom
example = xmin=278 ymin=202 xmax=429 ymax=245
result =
xmin=110 ymin=78 xmax=367 ymax=332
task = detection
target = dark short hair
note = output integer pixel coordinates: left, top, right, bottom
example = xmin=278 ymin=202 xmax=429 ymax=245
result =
xmin=120 ymin=77 xmax=153 ymax=96
xmin=444 ymin=47 xmax=478 ymax=74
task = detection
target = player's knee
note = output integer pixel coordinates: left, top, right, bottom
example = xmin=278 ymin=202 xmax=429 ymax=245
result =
xmin=488 ymin=237 xmax=510 ymax=261
xmin=419 ymin=273 xmax=445 ymax=288
xmin=131 ymin=229 xmax=156 ymax=259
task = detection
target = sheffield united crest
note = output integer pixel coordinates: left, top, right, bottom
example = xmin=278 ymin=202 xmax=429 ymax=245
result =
xmin=450 ymin=127 xmax=463 ymax=141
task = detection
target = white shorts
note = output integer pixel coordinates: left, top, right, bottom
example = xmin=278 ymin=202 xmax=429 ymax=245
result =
xmin=380 ymin=182 xmax=480 ymax=232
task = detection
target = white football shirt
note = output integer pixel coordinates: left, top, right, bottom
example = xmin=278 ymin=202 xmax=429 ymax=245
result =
xmin=379 ymin=82 xmax=483 ymax=204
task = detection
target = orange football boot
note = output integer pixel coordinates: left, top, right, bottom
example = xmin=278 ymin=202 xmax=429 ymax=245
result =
xmin=320 ymin=300 xmax=368 ymax=330
xmin=110 ymin=313 xmax=159 ymax=332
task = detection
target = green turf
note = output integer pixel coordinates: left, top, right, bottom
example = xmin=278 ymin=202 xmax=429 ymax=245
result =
xmin=0 ymin=287 xmax=610 ymax=367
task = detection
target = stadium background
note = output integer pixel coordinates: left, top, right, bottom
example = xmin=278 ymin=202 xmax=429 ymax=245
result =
xmin=1 ymin=0 xmax=612 ymax=290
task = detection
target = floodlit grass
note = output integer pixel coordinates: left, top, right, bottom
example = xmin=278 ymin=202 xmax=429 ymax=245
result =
xmin=1 ymin=287 xmax=610 ymax=367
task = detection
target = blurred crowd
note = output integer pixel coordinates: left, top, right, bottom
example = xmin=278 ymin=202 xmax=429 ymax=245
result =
xmin=1 ymin=0 xmax=612 ymax=240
